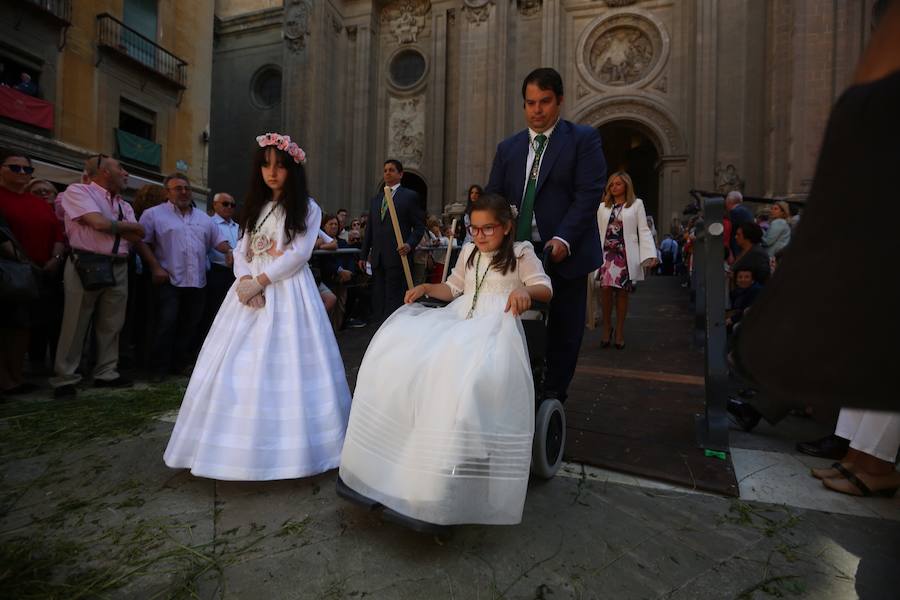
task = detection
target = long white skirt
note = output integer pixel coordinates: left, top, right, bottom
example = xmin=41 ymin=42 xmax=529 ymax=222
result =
xmin=163 ymin=265 xmax=351 ymax=481
xmin=339 ymin=293 xmax=534 ymax=525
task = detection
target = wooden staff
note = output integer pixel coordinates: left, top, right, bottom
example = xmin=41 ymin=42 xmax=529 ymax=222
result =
xmin=440 ymin=217 xmax=458 ymax=284
xmin=384 ymin=185 xmax=414 ymax=290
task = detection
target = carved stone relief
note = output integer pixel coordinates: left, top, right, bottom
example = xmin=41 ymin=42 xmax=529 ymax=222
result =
xmin=715 ymin=162 xmax=745 ymax=193
xmin=329 ymin=12 xmax=343 ymax=36
xmin=576 ymin=82 xmax=591 ymax=100
xmin=462 ymin=0 xmax=494 ymax=25
xmin=577 ymin=12 xmax=669 ymax=91
xmin=653 ymin=75 xmax=668 ymax=93
xmin=346 ymin=25 xmax=358 ymax=41
xmin=517 ymin=0 xmax=542 ymax=17
xmin=388 ymin=95 xmax=426 ymax=169
xmin=284 ymin=0 xmax=312 ymax=52
xmin=381 ymin=0 xmax=431 ymax=44
xmin=605 ymin=0 xmax=639 ymax=6
xmin=591 ymin=27 xmax=654 ymax=85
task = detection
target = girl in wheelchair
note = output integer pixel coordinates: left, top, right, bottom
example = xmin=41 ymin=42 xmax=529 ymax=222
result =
xmin=338 ymin=194 xmax=552 ymax=526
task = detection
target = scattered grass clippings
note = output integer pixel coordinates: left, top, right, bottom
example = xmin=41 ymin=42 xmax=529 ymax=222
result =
xmin=0 ymin=382 xmax=187 ymax=459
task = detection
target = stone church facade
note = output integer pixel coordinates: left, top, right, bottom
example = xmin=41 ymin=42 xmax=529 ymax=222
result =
xmin=210 ymin=0 xmax=879 ymax=230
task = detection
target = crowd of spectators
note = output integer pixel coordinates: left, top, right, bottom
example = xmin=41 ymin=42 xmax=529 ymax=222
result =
xmin=0 ymin=149 xmax=469 ymax=398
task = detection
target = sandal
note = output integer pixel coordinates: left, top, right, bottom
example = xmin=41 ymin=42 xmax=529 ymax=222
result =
xmin=822 ymin=470 xmax=900 ymax=498
xmin=811 ymin=462 xmax=855 ymax=480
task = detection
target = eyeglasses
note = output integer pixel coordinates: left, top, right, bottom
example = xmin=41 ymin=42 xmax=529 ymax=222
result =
xmin=93 ymin=154 xmax=107 ymax=170
xmin=219 ymin=201 xmax=235 ymax=207
xmin=2 ymin=164 xmax=35 ymax=175
xmin=467 ymin=223 xmax=502 ymax=237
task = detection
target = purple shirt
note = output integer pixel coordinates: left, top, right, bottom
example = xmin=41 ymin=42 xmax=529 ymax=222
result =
xmin=140 ymin=202 xmax=226 ymax=288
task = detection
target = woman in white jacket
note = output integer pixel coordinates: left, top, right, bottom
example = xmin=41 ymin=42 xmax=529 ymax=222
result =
xmin=595 ymin=172 xmax=658 ymax=349
xmin=761 ymin=200 xmax=792 ymax=257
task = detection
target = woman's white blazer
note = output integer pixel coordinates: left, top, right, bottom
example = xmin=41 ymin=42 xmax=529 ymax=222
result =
xmin=596 ymin=198 xmax=658 ymax=283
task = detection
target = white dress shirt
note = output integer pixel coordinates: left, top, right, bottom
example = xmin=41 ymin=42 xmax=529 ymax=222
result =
xmin=522 ymin=119 xmax=569 ymax=253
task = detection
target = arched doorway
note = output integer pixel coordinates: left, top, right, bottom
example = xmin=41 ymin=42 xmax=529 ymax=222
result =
xmin=372 ymin=171 xmax=428 ymax=213
xmin=402 ymin=172 xmax=427 ymax=212
xmin=597 ymin=121 xmax=661 ymax=224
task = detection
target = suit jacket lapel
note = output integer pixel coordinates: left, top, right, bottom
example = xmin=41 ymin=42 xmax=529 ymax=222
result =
xmin=536 ymin=119 xmax=569 ymax=195
xmin=510 ymin=131 xmax=529 ymax=206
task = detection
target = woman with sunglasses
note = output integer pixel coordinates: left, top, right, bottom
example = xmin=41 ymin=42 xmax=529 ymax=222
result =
xmin=0 ymin=149 xmax=65 ymax=393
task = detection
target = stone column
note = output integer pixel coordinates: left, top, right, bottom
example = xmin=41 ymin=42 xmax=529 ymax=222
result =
xmin=427 ymin=5 xmax=451 ymax=215
xmin=541 ymin=0 xmax=561 ymax=70
xmin=347 ymin=20 xmax=378 ymax=215
xmin=659 ymin=155 xmax=689 ymax=234
xmin=281 ymin=0 xmax=321 ymax=191
xmin=455 ymin=0 xmax=503 ymax=197
xmin=692 ymin=0 xmax=717 ymax=189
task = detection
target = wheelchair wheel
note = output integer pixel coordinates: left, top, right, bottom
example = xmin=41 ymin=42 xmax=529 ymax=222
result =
xmin=531 ymin=398 xmax=566 ymax=479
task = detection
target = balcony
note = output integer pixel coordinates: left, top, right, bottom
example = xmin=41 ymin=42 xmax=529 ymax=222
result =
xmin=96 ymin=13 xmax=187 ymax=89
xmin=18 ymin=0 xmax=72 ymax=24
xmin=0 ymin=86 xmax=54 ymax=131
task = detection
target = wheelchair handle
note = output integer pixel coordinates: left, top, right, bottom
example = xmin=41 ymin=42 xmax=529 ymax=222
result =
xmin=542 ymin=246 xmax=553 ymax=272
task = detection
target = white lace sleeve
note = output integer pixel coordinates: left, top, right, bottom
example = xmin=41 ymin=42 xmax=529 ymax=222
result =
xmin=445 ymin=243 xmax=472 ymax=297
xmin=232 ymin=233 xmax=251 ymax=279
xmin=515 ymin=242 xmax=552 ymax=293
xmin=261 ymin=201 xmax=321 ymax=283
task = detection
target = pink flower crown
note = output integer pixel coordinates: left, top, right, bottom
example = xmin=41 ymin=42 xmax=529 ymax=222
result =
xmin=255 ymin=132 xmax=307 ymax=165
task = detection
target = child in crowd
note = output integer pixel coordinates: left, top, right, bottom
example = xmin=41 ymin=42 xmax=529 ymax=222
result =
xmin=426 ymin=217 xmax=450 ymax=283
xmin=339 ymin=194 xmax=552 ymax=526
xmin=726 ymin=267 xmax=762 ymax=332
xmin=164 ymin=132 xmax=351 ymax=480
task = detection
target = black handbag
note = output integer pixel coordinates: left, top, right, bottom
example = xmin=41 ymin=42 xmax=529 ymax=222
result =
xmin=0 ymin=226 xmax=39 ymax=301
xmin=72 ymin=204 xmax=123 ymax=291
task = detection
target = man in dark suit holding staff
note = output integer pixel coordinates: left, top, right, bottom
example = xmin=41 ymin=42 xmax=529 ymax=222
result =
xmin=359 ymin=159 xmax=425 ymax=322
xmin=486 ymin=67 xmax=607 ymax=401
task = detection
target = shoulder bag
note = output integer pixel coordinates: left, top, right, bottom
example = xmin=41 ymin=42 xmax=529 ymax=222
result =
xmin=0 ymin=225 xmax=40 ymax=301
xmin=72 ymin=204 xmax=123 ymax=291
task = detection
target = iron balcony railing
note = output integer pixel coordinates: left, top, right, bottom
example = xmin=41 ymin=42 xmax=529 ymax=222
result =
xmin=19 ymin=0 xmax=72 ymax=24
xmin=96 ymin=13 xmax=187 ymax=89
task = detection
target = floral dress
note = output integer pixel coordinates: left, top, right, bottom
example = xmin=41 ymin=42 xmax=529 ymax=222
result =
xmin=598 ymin=204 xmax=633 ymax=291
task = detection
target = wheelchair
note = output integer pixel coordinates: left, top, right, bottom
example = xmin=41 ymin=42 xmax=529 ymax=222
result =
xmin=336 ymin=250 xmax=566 ymax=533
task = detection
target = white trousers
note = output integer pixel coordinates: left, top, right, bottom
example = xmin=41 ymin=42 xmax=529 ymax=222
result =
xmin=835 ymin=408 xmax=900 ymax=463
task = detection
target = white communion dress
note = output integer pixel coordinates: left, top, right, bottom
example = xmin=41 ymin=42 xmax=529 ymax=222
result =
xmin=339 ymin=241 xmax=552 ymax=525
xmin=164 ymin=199 xmax=352 ymax=480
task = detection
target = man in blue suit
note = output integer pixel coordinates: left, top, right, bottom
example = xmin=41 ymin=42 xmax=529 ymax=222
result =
xmin=359 ymin=159 xmax=426 ymax=322
xmin=486 ymin=67 xmax=607 ymax=401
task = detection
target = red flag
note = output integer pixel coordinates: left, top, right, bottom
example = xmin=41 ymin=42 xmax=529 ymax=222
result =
xmin=0 ymin=86 xmax=54 ymax=129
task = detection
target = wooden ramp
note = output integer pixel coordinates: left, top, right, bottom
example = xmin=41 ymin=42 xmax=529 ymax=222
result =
xmin=565 ymin=276 xmax=739 ymax=496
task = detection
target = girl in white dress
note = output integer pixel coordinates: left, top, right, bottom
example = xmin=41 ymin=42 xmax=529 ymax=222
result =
xmin=339 ymin=194 xmax=552 ymax=525
xmin=164 ymin=133 xmax=351 ymax=480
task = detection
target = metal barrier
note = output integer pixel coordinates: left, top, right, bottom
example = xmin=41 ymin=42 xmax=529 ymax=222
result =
xmin=688 ymin=190 xmax=729 ymax=453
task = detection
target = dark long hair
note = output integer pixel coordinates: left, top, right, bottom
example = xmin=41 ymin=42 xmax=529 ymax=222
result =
xmin=240 ymin=145 xmax=310 ymax=241
xmin=466 ymin=194 xmax=517 ymax=275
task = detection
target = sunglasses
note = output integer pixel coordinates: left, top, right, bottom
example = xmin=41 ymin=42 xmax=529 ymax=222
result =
xmin=93 ymin=154 xmax=108 ymax=170
xmin=219 ymin=201 xmax=235 ymax=207
xmin=3 ymin=164 xmax=35 ymax=175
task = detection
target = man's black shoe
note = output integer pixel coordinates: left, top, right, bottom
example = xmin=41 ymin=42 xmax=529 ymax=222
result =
xmin=796 ymin=434 xmax=849 ymax=460
xmin=54 ymin=385 xmax=77 ymax=398
xmin=727 ymin=398 xmax=761 ymax=432
xmin=345 ymin=318 xmax=367 ymax=329
xmin=94 ymin=377 xmax=134 ymax=389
